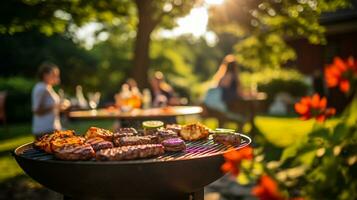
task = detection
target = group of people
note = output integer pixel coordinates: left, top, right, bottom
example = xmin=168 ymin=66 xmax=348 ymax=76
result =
xmin=31 ymin=55 xmax=243 ymax=137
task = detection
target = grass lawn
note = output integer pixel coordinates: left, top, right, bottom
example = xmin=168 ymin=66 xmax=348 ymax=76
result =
xmin=255 ymin=116 xmax=340 ymax=147
xmin=0 ymin=116 xmax=339 ymax=183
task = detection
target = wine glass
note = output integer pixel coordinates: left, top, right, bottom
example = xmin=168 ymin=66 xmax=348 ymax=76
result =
xmin=87 ymin=92 xmax=101 ymax=110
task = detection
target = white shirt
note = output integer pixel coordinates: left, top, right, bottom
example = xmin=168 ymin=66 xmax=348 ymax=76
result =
xmin=32 ymin=82 xmax=61 ymax=135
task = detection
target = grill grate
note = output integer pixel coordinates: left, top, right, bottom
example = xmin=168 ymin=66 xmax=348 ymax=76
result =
xmin=17 ymin=134 xmax=251 ymax=164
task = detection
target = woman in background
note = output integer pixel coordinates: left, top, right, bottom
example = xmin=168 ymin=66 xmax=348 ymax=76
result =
xmin=203 ymin=54 xmax=243 ymax=121
xmin=211 ymin=54 xmax=242 ymax=103
xmin=32 ymin=62 xmax=63 ymax=138
xmin=150 ymin=71 xmax=181 ymax=106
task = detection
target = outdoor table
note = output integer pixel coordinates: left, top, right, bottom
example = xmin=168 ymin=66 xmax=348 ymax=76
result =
xmin=68 ymin=106 xmax=203 ymax=127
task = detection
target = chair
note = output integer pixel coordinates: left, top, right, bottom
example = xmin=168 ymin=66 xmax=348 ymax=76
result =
xmin=0 ymin=91 xmax=7 ymax=129
xmin=200 ymin=102 xmax=249 ymax=132
xmin=200 ymin=96 xmax=268 ymax=133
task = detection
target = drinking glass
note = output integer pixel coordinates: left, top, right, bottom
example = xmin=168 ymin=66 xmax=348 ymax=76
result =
xmin=87 ymin=92 xmax=101 ymax=110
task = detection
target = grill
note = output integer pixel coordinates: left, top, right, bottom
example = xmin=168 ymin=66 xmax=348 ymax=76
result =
xmin=13 ymin=134 xmax=251 ymax=200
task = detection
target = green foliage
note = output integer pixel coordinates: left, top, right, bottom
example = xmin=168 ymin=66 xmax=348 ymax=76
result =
xmin=208 ymin=0 xmax=350 ymax=69
xmin=276 ymin=96 xmax=357 ymax=199
xmin=0 ymin=0 xmax=133 ymax=35
xmin=240 ymin=68 xmax=310 ymax=102
xmin=0 ymin=77 xmax=35 ymax=122
xmin=150 ymin=36 xmax=223 ymax=102
xmin=234 ymin=33 xmax=296 ymax=69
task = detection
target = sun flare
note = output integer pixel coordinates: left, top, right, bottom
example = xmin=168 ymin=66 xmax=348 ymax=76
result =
xmin=205 ymin=0 xmax=225 ymax=5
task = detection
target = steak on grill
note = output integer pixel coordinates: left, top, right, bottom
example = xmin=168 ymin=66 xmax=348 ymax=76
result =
xmin=156 ymin=129 xmax=178 ymax=143
xmin=212 ymin=133 xmax=241 ymax=146
xmin=113 ymin=136 xmax=157 ymax=147
xmin=54 ymin=144 xmax=95 ymax=160
xmin=85 ymin=137 xmax=114 ymax=151
xmin=165 ymin=124 xmax=181 ymax=135
xmin=161 ymin=138 xmax=186 ymax=152
xmin=116 ymin=127 xmax=137 ymax=134
xmin=113 ymin=132 xmax=135 ymax=139
xmin=96 ymin=144 xmax=164 ymax=161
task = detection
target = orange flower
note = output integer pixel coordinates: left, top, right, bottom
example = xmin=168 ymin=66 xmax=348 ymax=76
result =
xmin=221 ymin=146 xmax=253 ymax=176
xmin=325 ymin=56 xmax=357 ymax=93
xmin=294 ymin=94 xmax=336 ymax=122
xmin=252 ymin=175 xmax=285 ymax=200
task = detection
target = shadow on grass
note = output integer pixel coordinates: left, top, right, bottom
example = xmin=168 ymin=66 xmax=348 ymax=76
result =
xmin=0 ymin=175 xmax=61 ymax=200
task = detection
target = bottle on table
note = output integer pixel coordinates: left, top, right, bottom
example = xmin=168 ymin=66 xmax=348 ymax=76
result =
xmin=76 ymin=85 xmax=88 ymax=109
xmin=118 ymin=84 xmax=132 ymax=112
xmin=142 ymin=89 xmax=152 ymax=109
xmin=130 ymin=87 xmax=142 ymax=109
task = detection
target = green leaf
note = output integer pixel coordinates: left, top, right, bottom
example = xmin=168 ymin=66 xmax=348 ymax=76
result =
xmin=331 ymin=123 xmax=349 ymax=142
xmin=281 ymin=143 xmax=300 ymax=162
xmin=298 ymin=149 xmax=316 ymax=167
xmin=309 ymin=127 xmax=330 ymax=139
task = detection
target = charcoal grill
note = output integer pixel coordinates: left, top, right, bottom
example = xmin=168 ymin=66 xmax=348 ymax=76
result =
xmin=13 ymin=134 xmax=251 ymax=200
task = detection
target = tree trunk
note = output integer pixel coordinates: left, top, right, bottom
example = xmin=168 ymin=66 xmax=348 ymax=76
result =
xmin=132 ymin=0 xmax=155 ymax=89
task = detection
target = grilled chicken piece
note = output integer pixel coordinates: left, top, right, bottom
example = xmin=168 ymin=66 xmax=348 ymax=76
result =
xmin=34 ymin=130 xmax=76 ymax=153
xmin=85 ymin=137 xmax=114 ymax=151
xmin=54 ymin=144 xmax=95 ymax=160
xmin=212 ymin=133 xmax=241 ymax=146
xmin=96 ymin=144 xmax=164 ymax=161
xmin=113 ymin=136 xmax=158 ymax=147
xmin=51 ymin=136 xmax=85 ymax=153
xmin=180 ymin=123 xmax=209 ymax=141
xmin=156 ymin=129 xmax=178 ymax=143
xmin=85 ymin=127 xmax=113 ymax=141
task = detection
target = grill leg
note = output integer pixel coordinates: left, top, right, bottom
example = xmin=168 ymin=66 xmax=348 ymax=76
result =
xmin=191 ymin=189 xmax=204 ymax=200
xmin=63 ymin=195 xmax=72 ymax=200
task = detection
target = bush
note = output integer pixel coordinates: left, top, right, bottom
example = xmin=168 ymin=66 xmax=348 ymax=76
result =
xmin=0 ymin=77 xmax=35 ymax=123
xmin=240 ymin=68 xmax=310 ymax=102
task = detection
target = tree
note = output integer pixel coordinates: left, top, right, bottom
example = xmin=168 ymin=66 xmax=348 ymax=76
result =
xmin=0 ymin=0 xmax=196 ymax=88
xmin=131 ymin=0 xmax=195 ymax=88
xmin=208 ymin=0 xmax=350 ymax=69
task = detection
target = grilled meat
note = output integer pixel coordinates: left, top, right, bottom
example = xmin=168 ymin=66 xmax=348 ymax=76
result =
xmin=156 ymin=129 xmax=178 ymax=143
xmin=116 ymin=127 xmax=137 ymax=134
xmin=165 ymin=124 xmax=181 ymax=134
xmin=113 ymin=136 xmax=157 ymax=147
xmin=180 ymin=123 xmax=209 ymax=141
xmin=96 ymin=144 xmax=165 ymax=161
xmin=143 ymin=129 xmax=157 ymax=136
xmin=85 ymin=137 xmax=114 ymax=151
xmin=34 ymin=130 xmax=76 ymax=153
xmin=212 ymin=133 xmax=240 ymax=146
xmin=51 ymin=136 xmax=85 ymax=153
xmin=85 ymin=127 xmax=113 ymax=141
xmin=54 ymin=144 xmax=95 ymax=160
xmin=161 ymin=138 xmax=186 ymax=152
xmin=113 ymin=132 xmax=135 ymax=139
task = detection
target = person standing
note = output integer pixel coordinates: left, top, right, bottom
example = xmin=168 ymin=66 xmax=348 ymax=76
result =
xmin=32 ymin=62 xmax=63 ymax=137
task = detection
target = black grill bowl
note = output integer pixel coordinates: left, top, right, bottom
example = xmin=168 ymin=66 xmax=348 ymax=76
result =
xmin=13 ymin=134 xmax=251 ymax=199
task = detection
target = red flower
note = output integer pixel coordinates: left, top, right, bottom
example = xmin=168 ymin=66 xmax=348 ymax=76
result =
xmin=252 ymin=175 xmax=285 ymax=200
xmin=294 ymin=94 xmax=336 ymax=122
xmin=325 ymin=56 xmax=357 ymax=93
xmin=221 ymin=146 xmax=253 ymax=176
